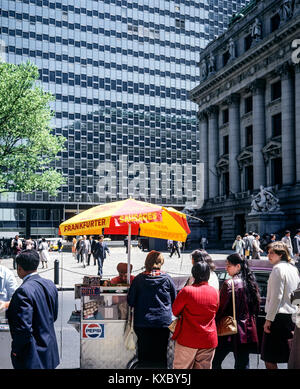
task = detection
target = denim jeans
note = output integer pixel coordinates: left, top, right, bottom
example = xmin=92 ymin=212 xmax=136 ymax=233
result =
xmin=96 ymin=257 xmax=104 ymax=277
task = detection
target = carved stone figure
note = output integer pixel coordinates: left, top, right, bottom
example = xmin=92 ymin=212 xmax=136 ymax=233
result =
xmin=294 ymin=0 xmax=300 ymax=15
xmin=200 ymin=60 xmax=207 ymax=80
xmin=208 ymin=53 xmax=215 ymax=74
xmin=250 ymin=18 xmax=262 ymax=42
xmin=280 ymin=0 xmax=293 ymax=21
xmin=249 ymin=185 xmax=282 ymax=215
xmin=228 ymin=38 xmax=236 ymax=60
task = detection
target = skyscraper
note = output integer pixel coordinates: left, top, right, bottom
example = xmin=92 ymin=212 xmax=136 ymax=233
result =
xmin=0 ymin=0 xmax=249 ymax=237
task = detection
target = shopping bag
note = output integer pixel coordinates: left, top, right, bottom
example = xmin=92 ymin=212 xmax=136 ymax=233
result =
xmin=168 ymin=318 xmax=179 ymax=333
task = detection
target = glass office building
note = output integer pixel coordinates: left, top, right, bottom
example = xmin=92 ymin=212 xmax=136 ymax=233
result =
xmin=0 ymin=0 xmax=249 ymax=237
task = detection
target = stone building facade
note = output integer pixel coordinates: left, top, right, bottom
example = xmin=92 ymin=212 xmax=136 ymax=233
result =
xmin=190 ymin=0 xmax=300 ymax=247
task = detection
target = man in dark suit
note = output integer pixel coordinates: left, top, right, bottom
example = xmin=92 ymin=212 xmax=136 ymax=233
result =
xmin=6 ymin=249 xmax=59 ymax=369
xmin=293 ymin=229 xmax=300 ymax=262
xmin=169 ymin=241 xmax=181 ymax=258
xmin=93 ymin=235 xmax=110 ymax=277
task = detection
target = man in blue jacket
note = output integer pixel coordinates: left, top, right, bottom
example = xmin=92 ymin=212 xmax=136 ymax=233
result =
xmin=6 ymin=249 xmax=59 ymax=369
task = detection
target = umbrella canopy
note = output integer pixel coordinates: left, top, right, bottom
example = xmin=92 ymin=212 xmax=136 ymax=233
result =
xmin=59 ymin=199 xmax=190 ymax=242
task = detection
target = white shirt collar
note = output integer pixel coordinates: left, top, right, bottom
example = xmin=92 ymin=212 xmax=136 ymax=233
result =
xmin=22 ymin=272 xmax=38 ymax=283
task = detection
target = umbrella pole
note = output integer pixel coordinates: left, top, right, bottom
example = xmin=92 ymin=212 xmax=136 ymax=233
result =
xmin=127 ymin=224 xmax=131 ymax=285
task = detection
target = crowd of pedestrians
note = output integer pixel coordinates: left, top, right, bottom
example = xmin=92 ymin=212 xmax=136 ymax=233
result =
xmin=232 ymin=229 xmax=300 ymax=263
xmin=73 ymin=235 xmax=110 ymax=277
xmin=128 ymin=233 xmax=300 ymax=370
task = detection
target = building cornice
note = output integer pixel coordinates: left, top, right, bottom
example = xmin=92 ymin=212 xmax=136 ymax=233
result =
xmin=190 ymin=16 xmax=300 ymax=106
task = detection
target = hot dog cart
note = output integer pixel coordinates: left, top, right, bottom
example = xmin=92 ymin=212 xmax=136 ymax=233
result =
xmin=67 ymin=275 xmax=188 ymax=369
xmin=68 ymin=276 xmax=136 ymax=369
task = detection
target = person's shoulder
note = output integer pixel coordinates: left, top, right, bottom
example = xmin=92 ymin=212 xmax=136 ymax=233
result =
xmin=0 ymin=265 xmax=14 ymax=277
xmin=28 ymin=275 xmax=56 ymax=289
xmin=272 ymin=262 xmax=286 ymax=276
xmin=131 ymin=273 xmax=144 ymax=282
xmin=223 ymin=277 xmax=236 ymax=290
xmin=204 ymin=282 xmax=220 ymax=295
xmin=163 ymin=272 xmax=175 ymax=282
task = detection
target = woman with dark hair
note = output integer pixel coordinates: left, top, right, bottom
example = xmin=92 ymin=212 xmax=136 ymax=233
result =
xmin=127 ymin=250 xmax=177 ymax=368
xmin=212 ymin=253 xmax=261 ymax=369
xmin=172 ymin=261 xmax=219 ymax=369
xmin=187 ymin=249 xmax=219 ymax=290
xmin=261 ymin=241 xmax=299 ymax=369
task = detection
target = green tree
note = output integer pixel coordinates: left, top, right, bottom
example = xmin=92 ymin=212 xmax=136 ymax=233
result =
xmin=0 ymin=61 xmax=66 ymax=196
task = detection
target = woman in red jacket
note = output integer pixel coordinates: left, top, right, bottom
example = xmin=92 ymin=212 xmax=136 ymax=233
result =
xmin=172 ymin=261 xmax=220 ymax=369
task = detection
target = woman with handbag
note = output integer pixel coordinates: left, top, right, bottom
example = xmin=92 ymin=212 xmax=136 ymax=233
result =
xmin=212 ymin=253 xmax=261 ymax=369
xmin=127 ymin=250 xmax=177 ymax=368
xmin=172 ymin=261 xmax=219 ymax=369
xmin=261 ymin=241 xmax=299 ymax=369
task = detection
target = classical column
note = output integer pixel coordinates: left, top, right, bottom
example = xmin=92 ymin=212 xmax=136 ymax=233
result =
xmin=280 ymin=63 xmax=295 ymax=185
xmin=198 ymin=111 xmax=209 ymax=200
xmin=207 ymin=105 xmax=219 ymax=198
xmin=295 ymin=64 xmax=300 ymax=183
xmin=251 ymin=79 xmax=266 ymax=189
xmin=228 ymin=93 xmax=241 ymax=194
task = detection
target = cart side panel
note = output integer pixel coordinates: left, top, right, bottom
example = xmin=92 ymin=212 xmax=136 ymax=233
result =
xmin=0 ymin=324 xmax=13 ymax=369
xmin=80 ymin=321 xmax=135 ymax=369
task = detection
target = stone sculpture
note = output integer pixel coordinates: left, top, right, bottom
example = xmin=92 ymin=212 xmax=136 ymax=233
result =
xmin=228 ymin=38 xmax=236 ymax=60
xmin=208 ymin=52 xmax=216 ymax=74
xmin=280 ymin=0 xmax=293 ymax=21
xmin=249 ymin=185 xmax=282 ymax=215
xmin=200 ymin=59 xmax=207 ymax=81
xmin=250 ymin=18 xmax=262 ymax=42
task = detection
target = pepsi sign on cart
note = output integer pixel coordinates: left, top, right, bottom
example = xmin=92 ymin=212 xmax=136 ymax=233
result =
xmin=82 ymin=323 xmax=105 ymax=339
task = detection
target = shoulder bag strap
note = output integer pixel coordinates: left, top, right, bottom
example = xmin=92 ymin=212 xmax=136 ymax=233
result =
xmin=130 ymin=308 xmax=134 ymax=330
xmin=231 ymin=278 xmax=236 ymax=320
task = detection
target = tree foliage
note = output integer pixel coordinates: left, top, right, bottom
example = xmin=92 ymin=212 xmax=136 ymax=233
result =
xmin=0 ymin=61 xmax=66 ymax=196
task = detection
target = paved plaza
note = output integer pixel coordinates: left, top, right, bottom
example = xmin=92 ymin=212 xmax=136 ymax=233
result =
xmin=0 ymin=245 xmax=276 ymax=370
xmin=0 ymin=244 xmax=255 ymax=290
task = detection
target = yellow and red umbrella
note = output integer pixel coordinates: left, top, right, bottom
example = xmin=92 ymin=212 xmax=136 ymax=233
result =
xmin=59 ymin=199 xmax=190 ymax=284
xmin=59 ymin=198 xmax=190 ymax=242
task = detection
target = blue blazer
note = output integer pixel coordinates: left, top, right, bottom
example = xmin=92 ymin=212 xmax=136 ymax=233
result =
xmin=93 ymin=241 xmax=110 ymax=260
xmin=7 ymin=274 xmax=60 ymax=369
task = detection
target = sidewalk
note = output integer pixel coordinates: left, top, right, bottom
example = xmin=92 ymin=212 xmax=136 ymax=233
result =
xmin=0 ymin=247 xmax=239 ymax=289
